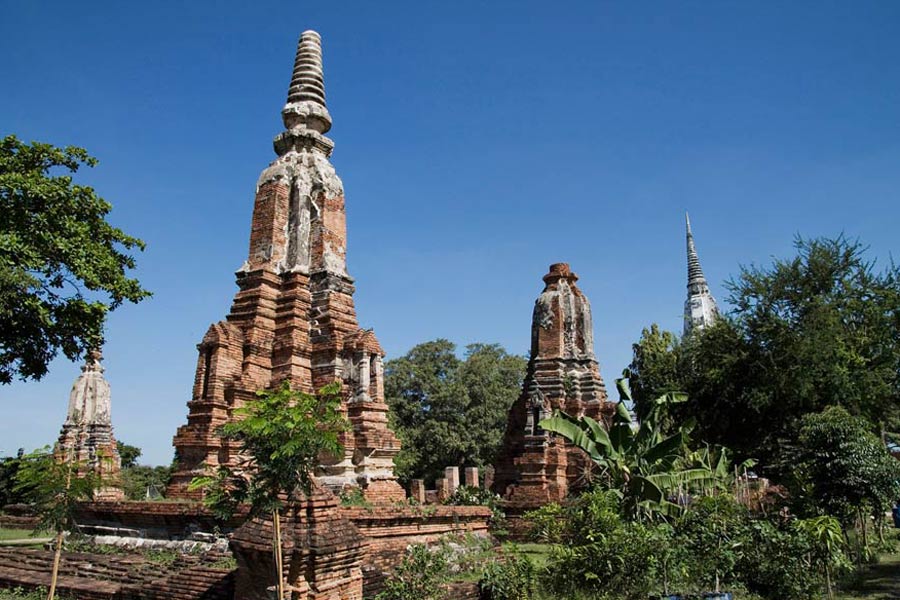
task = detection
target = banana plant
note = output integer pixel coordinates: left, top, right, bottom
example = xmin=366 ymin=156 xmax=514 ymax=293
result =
xmin=540 ymin=377 xmax=716 ymax=520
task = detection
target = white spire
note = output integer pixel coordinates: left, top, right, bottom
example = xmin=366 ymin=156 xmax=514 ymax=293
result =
xmin=683 ymin=213 xmax=719 ymax=335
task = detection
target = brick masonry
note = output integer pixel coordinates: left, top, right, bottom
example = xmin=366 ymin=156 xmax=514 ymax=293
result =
xmin=167 ymin=31 xmax=403 ymax=503
xmin=0 ymin=547 xmax=234 ymax=600
xmin=67 ymin=499 xmax=491 ymax=599
xmin=492 ymin=263 xmax=616 ymax=511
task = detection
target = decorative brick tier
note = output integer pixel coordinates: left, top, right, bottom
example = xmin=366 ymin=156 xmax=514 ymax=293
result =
xmin=168 ymin=30 xmax=403 ymax=503
xmin=492 ymin=263 xmax=616 ymax=510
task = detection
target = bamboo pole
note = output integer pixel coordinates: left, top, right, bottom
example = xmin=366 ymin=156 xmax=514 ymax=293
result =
xmin=47 ymin=458 xmax=73 ymax=600
xmin=273 ymin=508 xmax=285 ymax=600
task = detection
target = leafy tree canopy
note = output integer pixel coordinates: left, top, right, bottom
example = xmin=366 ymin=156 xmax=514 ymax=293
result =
xmin=0 ymin=135 xmax=150 ymax=383
xmin=629 ymin=236 xmax=900 ymax=468
xmin=627 ymin=323 xmax=682 ymax=423
xmin=790 ymin=406 xmax=900 ymax=526
xmin=116 ymin=441 xmax=141 ymax=469
xmin=385 ymin=339 xmax=526 ymax=485
xmin=190 ymin=381 xmax=348 ymax=519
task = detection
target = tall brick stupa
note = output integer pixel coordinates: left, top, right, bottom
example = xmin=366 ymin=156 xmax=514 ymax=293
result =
xmin=168 ymin=31 xmax=404 ymax=502
xmin=56 ymin=349 xmax=124 ymax=501
xmin=492 ymin=263 xmax=615 ymax=510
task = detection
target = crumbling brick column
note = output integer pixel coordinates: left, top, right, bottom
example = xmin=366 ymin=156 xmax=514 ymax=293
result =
xmin=464 ymin=467 xmax=479 ymax=488
xmin=230 ymin=486 xmax=365 ymax=600
xmin=492 ymin=264 xmax=615 ymax=510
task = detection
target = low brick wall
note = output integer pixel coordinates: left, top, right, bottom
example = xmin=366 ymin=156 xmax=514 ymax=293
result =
xmin=72 ymin=501 xmax=248 ymax=538
xmin=341 ymin=505 xmax=491 ymax=597
xmin=67 ymin=501 xmax=491 ymax=599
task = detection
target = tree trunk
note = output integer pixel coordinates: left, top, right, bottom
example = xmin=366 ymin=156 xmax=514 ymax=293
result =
xmin=46 ymin=530 xmax=64 ymax=600
xmin=273 ymin=508 xmax=285 ymax=600
xmin=825 ymin=565 xmax=833 ymax=600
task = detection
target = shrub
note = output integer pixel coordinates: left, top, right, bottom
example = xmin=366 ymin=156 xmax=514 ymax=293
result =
xmin=375 ymin=544 xmax=448 ymax=600
xmin=543 ymin=489 xmax=676 ymax=599
xmin=674 ymin=494 xmax=752 ymax=594
xmin=522 ymin=503 xmax=564 ymax=543
xmin=443 ymin=485 xmax=506 ymax=530
xmin=479 ymin=545 xmax=537 ymax=600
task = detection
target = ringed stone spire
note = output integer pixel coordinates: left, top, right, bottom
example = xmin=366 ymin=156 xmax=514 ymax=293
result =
xmin=684 ymin=213 xmax=719 ymax=335
xmin=55 ymin=349 xmax=124 ymax=500
xmin=168 ymin=31 xmax=404 ymax=502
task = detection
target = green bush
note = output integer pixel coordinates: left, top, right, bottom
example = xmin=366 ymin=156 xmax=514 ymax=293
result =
xmin=479 ymin=545 xmax=537 ymax=600
xmin=443 ymin=485 xmax=506 ymax=530
xmin=543 ymin=489 xmax=677 ymax=599
xmin=739 ymin=519 xmax=822 ymax=600
xmin=375 ymin=544 xmax=448 ymax=600
xmin=522 ymin=503 xmax=564 ymax=543
xmin=674 ymin=494 xmax=752 ymax=593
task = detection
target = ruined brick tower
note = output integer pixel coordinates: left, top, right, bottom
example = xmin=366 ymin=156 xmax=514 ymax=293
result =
xmin=168 ymin=31 xmax=404 ymax=502
xmin=56 ymin=350 xmax=124 ymax=501
xmin=492 ymin=263 xmax=614 ymax=509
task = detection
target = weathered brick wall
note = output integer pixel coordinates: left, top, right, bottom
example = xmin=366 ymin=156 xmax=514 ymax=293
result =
xmin=70 ymin=501 xmax=491 ymax=599
xmin=73 ymin=501 xmax=247 ymax=538
xmin=341 ymin=505 xmax=491 ymax=598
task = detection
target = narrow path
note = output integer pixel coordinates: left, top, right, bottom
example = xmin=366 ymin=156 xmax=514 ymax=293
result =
xmin=838 ymin=554 xmax=900 ymax=600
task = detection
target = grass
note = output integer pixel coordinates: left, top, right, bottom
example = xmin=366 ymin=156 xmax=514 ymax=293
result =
xmin=0 ymin=587 xmax=74 ymax=600
xmin=835 ymin=551 xmax=900 ymax=600
xmin=0 ymin=528 xmax=46 ymax=541
xmin=516 ymin=543 xmax=553 ymax=569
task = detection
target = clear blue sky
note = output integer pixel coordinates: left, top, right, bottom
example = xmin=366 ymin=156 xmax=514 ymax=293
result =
xmin=2 ymin=1 xmax=899 ymax=465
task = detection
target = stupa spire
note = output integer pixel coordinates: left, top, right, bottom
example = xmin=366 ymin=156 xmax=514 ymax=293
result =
xmin=683 ymin=213 xmax=719 ymax=335
xmin=281 ymin=30 xmax=332 ymax=135
xmin=686 ymin=212 xmax=706 ymax=286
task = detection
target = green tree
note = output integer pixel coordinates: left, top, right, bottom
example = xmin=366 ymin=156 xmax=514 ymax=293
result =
xmin=190 ymin=381 xmax=348 ymax=600
xmin=385 ymin=340 xmax=526 ymax=484
xmin=0 ymin=135 xmax=150 ymax=384
xmin=791 ymin=406 xmax=900 ymax=534
xmin=121 ymin=465 xmax=172 ymax=500
xmin=649 ymin=236 xmax=900 ymax=468
xmin=0 ymin=448 xmax=27 ymax=506
xmin=15 ymin=447 xmax=100 ymax=600
xmin=115 ymin=441 xmax=141 ymax=469
xmin=627 ymin=323 xmax=683 ymax=422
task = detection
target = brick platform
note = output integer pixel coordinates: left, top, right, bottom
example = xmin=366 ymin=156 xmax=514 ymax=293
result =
xmin=0 ymin=548 xmax=234 ymax=600
xmin=69 ymin=500 xmax=491 ymax=598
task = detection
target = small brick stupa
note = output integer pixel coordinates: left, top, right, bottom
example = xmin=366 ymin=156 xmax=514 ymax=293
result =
xmin=168 ymin=31 xmax=404 ymax=502
xmin=492 ymin=263 xmax=614 ymax=510
xmin=56 ymin=349 xmax=124 ymax=501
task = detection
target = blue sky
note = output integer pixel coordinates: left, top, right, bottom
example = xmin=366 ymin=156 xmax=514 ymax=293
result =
xmin=2 ymin=1 xmax=899 ymax=465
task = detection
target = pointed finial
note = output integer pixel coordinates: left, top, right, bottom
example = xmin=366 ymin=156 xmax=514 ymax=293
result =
xmin=686 ymin=213 xmax=706 ymax=286
xmin=84 ymin=348 xmax=104 ymax=373
xmin=281 ymin=30 xmax=332 ymax=136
